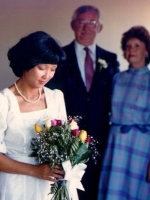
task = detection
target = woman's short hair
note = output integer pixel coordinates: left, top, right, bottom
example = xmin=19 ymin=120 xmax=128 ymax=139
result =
xmin=7 ymin=31 xmax=66 ymax=77
xmin=121 ymin=26 xmax=150 ymax=51
xmin=121 ymin=26 xmax=150 ymax=64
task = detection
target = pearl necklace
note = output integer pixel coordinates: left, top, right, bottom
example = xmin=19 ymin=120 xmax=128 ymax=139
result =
xmin=14 ymin=82 xmax=42 ymax=103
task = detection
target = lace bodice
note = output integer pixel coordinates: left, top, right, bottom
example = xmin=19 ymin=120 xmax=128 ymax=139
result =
xmin=0 ymin=87 xmax=67 ymax=158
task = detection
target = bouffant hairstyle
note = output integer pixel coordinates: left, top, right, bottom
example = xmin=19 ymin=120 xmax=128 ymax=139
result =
xmin=121 ymin=26 xmax=150 ymax=64
xmin=7 ymin=31 xmax=66 ymax=77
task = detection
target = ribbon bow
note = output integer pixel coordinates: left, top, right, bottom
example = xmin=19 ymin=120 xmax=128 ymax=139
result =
xmin=121 ymin=124 xmax=150 ymax=133
xmin=62 ymin=160 xmax=87 ymax=200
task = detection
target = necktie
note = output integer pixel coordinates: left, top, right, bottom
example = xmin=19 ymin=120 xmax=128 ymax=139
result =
xmin=84 ymin=47 xmax=94 ymax=91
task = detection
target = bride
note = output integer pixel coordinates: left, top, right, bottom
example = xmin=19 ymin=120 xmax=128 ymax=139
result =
xmin=0 ymin=31 xmax=66 ymax=200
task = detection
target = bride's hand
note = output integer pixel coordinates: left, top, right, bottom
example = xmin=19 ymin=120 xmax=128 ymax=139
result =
xmin=33 ymin=164 xmax=65 ymax=182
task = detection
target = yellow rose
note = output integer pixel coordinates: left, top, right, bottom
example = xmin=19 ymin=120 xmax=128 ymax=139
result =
xmin=79 ymin=130 xmax=87 ymax=142
xmin=34 ymin=124 xmax=42 ymax=133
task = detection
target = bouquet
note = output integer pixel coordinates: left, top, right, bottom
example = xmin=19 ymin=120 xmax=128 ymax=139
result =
xmin=30 ymin=117 xmax=99 ymax=200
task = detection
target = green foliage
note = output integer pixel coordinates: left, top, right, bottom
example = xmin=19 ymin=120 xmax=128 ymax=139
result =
xmin=50 ymin=181 xmax=70 ymax=200
xmin=30 ymin=123 xmax=91 ymax=168
xmin=30 ymin=118 xmax=99 ymax=200
xmin=72 ymin=143 xmax=92 ymax=165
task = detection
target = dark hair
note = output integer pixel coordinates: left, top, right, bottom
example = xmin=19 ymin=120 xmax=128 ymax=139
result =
xmin=121 ymin=26 xmax=150 ymax=64
xmin=7 ymin=31 xmax=66 ymax=77
xmin=72 ymin=5 xmax=100 ymax=21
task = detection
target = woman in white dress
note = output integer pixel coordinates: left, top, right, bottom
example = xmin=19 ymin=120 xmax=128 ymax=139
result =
xmin=0 ymin=31 xmax=67 ymax=200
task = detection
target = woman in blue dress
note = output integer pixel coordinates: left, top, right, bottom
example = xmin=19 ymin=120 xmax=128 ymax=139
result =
xmin=98 ymin=26 xmax=150 ymax=200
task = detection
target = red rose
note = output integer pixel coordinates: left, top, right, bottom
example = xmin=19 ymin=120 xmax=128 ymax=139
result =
xmin=86 ymin=135 xmax=92 ymax=144
xmin=71 ymin=129 xmax=80 ymax=137
xmin=56 ymin=120 xmax=62 ymax=126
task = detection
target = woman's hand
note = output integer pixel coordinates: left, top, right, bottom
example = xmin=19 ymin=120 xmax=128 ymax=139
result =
xmin=0 ymin=154 xmax=64 ymax=182
xmin=33 ymin=164 xmax=65 ymax=182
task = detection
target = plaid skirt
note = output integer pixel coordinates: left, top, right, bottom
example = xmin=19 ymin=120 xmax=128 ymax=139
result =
xmin=98 ymin=125 xmax=150 ymax=200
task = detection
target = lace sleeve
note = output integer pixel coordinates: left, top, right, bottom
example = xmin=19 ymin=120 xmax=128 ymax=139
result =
xmin=0 ymin=92 xmax=8 ymax=153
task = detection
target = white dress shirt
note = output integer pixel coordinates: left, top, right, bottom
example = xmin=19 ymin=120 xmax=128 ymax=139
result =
xmin=74 ymin=41 xmax=96 ymax=85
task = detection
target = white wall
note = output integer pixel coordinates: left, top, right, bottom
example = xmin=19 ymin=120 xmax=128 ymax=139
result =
xmin=0 ymin=0 xmax=150 ymax=89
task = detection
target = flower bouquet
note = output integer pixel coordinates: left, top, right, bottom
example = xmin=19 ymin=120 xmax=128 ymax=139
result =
xmin=30 ymin=117 xmax=99 ymax=200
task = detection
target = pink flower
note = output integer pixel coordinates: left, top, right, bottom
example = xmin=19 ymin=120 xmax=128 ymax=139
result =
xmin=51 ymin=119 xmax=57 ymax=126
xmin=51 ymin=119 xmax=62 ymax=126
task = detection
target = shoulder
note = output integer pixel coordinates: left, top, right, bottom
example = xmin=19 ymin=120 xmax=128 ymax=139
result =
xmin=0 ymin=88 xmax=10 ymax=113
xmin=96 ymin=45 xmax=120 ymax=73
xmin=63 ymin=41 xmax=75 ymax=52
xmin=0 ymin=88 xmax=9 ymax=102
xmin=44 ymin=87 xmax=64 ymax=98
xmin=113 ymin=70 xmax=129 ymax=82
xmin=96 ymin=45 xmax=117 ymax=59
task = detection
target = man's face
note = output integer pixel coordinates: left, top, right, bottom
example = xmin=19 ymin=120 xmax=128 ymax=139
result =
xmin=71 ymin=10 xmax=102 ymax=46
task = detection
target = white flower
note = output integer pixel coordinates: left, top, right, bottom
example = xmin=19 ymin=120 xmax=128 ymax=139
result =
xmin=69 ymin=119 xmax=79 ymax=130
xmin=148 ymin=64 xmax=150 ymax=70
xmin=98 ymin=59 xmax=108 ymax=69
xmin=44 ymin=119 xmax=51 ymax=129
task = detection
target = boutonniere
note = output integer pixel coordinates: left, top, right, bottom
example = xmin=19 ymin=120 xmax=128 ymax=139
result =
xmin=98 ymin=58 xmax=108 ymax=71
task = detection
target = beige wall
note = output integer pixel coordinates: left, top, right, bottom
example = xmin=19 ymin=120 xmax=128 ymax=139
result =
xmin=0 ymin=0 xmax=150 ymax=89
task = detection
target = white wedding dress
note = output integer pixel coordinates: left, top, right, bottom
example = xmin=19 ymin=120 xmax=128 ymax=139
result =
xmin=0 ymin=87 xmax=67 ymax=200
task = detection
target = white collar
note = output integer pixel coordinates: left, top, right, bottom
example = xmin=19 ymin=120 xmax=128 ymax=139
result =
xmin=74 ymin=41 xmax=96 ymax=55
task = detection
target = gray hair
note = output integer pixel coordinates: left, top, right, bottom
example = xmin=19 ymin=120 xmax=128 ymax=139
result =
xmin=72 ymin=5 xmax=100 ymax=21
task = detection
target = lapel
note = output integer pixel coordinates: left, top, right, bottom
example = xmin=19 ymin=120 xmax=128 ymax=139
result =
xmin=64 ymin=43 xmax=109 ymax=93
xmin=93 ymin=46 xmax=105 ymax=80
xmin=89 ymin=46 xmax=108 ymax=92
xmin=95 ymin=45 xmax=107 ymax=74
xmin=65 ymin=41 xmax=86 ymax=92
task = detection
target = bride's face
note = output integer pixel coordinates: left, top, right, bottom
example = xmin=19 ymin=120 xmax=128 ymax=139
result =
xmin=23 ymin=64 xmax=57 ymax=88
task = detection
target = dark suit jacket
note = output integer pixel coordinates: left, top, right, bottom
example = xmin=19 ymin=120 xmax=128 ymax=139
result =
xmin=46 ymin=41 xmax=119 ymax=199
xmin=47 ymin=41 xmax=119 ymax=153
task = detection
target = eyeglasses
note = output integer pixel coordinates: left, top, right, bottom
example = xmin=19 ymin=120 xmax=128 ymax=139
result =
xmin=75 ymin=20 xmax=98 ymax=28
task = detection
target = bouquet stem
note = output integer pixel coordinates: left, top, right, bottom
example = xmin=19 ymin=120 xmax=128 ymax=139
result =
xmin=51 ymin=180 xmax=70 ymax=200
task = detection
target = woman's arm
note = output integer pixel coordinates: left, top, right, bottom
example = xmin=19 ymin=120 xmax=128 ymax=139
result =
xmin=0 ymin=91 xmax=64 ymax=182
xmin=0 ymin=153 xmax=64 ymax=182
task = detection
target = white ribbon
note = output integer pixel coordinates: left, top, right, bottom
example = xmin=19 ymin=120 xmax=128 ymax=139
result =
xmin=62 ymin=160 xmax=87 ymax=200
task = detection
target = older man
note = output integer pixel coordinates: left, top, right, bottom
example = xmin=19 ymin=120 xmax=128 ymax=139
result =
xmin=46 ymin=5 xmax=119 ymax=200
